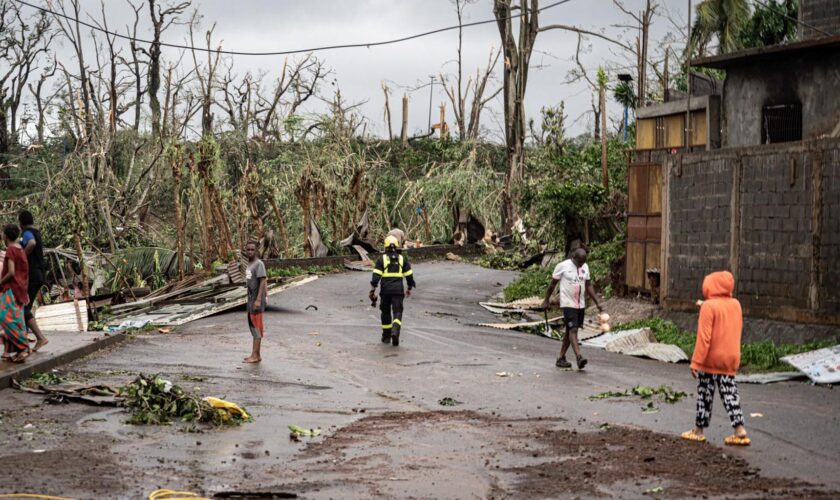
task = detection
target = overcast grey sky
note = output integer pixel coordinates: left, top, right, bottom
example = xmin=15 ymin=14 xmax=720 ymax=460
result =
xmin=35 ymin=0 xmax=689 ymax=140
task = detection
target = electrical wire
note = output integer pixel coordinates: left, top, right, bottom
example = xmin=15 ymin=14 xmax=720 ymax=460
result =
xmin=13 ymin=0 xmax=573 ymax=57
xmin=752 ymin=0 xmax=833 ymax=37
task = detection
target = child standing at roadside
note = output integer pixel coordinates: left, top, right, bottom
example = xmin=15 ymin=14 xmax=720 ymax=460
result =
xmin=243 ymin=241 xmax=267 ymax=364
xmin=682 ymin=271 xmax=750 ymax=446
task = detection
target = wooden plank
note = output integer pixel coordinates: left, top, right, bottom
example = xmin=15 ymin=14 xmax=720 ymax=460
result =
xmin=637 ymin=119 xmax=656 ymax=149
xmin=661 ymin=157 xmax=672 ymax=300
xmin=626 ymin=242 xmax=646 ymax=289
xmin=691 ymin=110 xmax=707 ymax=146
xmin=35 ymin=300 xmax=88 ymax=332
xmin=628 ymin=164 xmax=649 ymax=214
xmin=628 ymin=216 xmax=647 ymax=241
xmin=648 ymin=163 xmax=662 ymax=214
xmin=108 ymin=275 xmax=318 ymax=327
xmin=109 ymin=275 xmax=227 ymax=314
xmin=646 ymin=216 xmax=662 ymax=241
xmin=645 ymin=242 xmax=661 ymax=290
xmin=665 ymin=114 xmax=685 ymax=148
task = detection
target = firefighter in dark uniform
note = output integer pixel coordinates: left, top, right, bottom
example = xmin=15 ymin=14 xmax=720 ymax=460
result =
xmin=369 ymin=235 xmax=416 ymax=346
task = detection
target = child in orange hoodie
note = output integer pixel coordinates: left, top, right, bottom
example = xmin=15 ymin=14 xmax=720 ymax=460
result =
xmin=681 ymin=271 xmax=750 ymax=446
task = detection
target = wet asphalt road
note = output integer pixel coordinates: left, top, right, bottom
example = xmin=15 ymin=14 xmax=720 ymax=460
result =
xmin=1 ymin=261 xmax=839 ymax=498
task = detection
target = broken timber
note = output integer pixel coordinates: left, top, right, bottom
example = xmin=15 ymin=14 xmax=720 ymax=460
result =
xmin=106 ymin=274 xmax=317 ymax=327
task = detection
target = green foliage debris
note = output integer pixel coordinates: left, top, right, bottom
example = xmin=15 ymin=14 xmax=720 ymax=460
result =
xmin=590 ymin=385 xmax=687 ymax=404
xmin=120 ymin=374 xmax=250 ymax=427
xmin=438 ymin=397 xmax=463 ymax=407
xmin=474 ymin=250 xmax=523 ymax=271
xmin=26 ymin=372 xmax=65 ymax=386
xmin=288 ymin=424 xmax=321 ymax=438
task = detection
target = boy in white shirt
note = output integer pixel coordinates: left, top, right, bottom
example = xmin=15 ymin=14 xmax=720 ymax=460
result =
xmin=540 ymin=248 xmax=604 ymax=369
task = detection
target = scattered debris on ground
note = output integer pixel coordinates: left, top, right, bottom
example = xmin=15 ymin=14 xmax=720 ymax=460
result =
xmin=582 ymin=327 xmax=689 ymax=363
xmin=781 ymin=345 xmax=840 ymax=384
xmin=25 ymin=371 xmax=65 ymax=386
xmin=14 ymin=373 xmax=250 ymax=428
xmin=291 ymin=410 xmax=835 ymax=498
xmin=289 ymin=424 xmax=322 ymax=441
xmin=122 ymin=374 xmax=250 ymax=426
xmin=438 ymin=397 xmax=462 ymax=406
xmin=590 ymin=385 xmax=688 ymax=408
xmin=445 ymin=252 xmax=463 ymax=262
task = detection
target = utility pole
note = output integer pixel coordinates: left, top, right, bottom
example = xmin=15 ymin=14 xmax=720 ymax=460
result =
xmin=427 ymin=75 xmax=435 ymax=133
xmin=685 ymin=0 xmax=692 ymax=151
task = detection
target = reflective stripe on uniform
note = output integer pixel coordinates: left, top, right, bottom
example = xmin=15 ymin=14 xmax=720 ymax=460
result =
xmin=373 ymin=269 xmax=384 ymax=275
xmin=381 ymin=254 xmax=407 ymax=278
xmin=393 ymin=319 xmax=401 ymax=325
xmin=382 ymin=324 xmax=392 ymax=329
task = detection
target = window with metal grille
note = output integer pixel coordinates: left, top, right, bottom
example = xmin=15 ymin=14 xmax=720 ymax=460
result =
xmin=762 ymin=104 xmax=802 ymax=144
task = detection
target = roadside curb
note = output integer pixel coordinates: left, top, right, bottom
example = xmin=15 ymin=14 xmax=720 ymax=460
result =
xmin=0 ymin=333 xmax=129 ymax=390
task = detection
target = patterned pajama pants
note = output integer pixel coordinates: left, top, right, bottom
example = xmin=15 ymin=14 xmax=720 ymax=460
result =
xmin=695 ymin=372 xmax=745 ymax=428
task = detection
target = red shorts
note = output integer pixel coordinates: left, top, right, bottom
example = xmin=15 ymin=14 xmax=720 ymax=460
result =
xmin=248 ymin=313 xmax=264 ymax=339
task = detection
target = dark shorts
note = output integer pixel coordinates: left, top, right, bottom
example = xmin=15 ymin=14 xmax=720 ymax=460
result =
xmin=24 ymin=279 xmax=44 ymax=322
xmin=562 ymin=307 xmax=585 ymax=332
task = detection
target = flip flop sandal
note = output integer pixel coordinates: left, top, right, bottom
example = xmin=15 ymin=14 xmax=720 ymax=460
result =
xmin=681 ymin=430 xmax=707 ymax=443
xmin=11 ymin=350 xmax=31 ymax=363
xmin=724 ymin=435 xmax=751 ymax=446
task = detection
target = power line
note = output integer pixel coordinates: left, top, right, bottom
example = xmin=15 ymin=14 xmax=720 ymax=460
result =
xmin=14 ymin=0 xmax=573 ymax=57
xmin=752 ymin=0 xmax=833 ymax=37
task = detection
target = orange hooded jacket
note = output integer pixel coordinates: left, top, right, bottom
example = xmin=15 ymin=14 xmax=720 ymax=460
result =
xmin=690 ymin=271 xmax=743 ymax=376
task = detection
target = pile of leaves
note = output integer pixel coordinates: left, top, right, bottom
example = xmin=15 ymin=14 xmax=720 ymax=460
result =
xmin=438 ymin=397 xmax=463 ymax=407
xmin=474 ymin=250 xmax=523 ymax=271
xmin=503 ymin=267 xmax=552 ymax=302
xmin=590 ymin=385 xmax=687 ymax=403
xmin=120 ymin=374 xmax=249 ymax=427
xmin=26 ymin=371 xmax=65 ymax=386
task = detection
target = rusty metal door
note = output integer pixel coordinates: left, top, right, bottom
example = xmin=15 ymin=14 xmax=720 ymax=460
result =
xmin=626 ymin=161 xmax=662 ymax=291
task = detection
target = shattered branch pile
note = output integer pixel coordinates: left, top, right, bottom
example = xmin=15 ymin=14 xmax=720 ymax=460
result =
xmin=121 ymin=374 xmax=248 ymax=426
xmin=18 ymin=372 xmax=250 ymax=428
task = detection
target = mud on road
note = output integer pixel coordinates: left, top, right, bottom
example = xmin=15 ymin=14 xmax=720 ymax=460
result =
xmin=269 ymin=410 xmax=834 ymax=499
xmin=2 ymin=262 xmax=839 ymax=498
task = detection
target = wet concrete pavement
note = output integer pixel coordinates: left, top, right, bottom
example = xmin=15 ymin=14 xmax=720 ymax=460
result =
xmin=1 ymin=261 xmax=838 ymax=498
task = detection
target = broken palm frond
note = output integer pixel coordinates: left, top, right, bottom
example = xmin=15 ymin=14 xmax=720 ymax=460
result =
xmin=438 ymin=397 xmax=462 ymax=406
xmin=590 ymin=385 xmax=687 ymax=404
xmin=12 ymin=379 xmax=122 ymax=406
xmin=121 ymin=374 xmax=250 ymax=426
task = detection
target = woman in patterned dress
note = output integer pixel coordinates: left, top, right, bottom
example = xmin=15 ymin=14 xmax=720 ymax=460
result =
xmin=1 ymin=224 xmax=31 ymax=363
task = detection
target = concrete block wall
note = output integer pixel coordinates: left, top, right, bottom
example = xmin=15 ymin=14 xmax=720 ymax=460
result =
xmin=821 ymin=147 xmax=840 ymax=313
xmin=666 ymin=158 xmax=732 ymax=301
xmin=664 ymin=139 xmax=840 ymax=327
xmin=737 ymin=153 xmax=813 ymax=311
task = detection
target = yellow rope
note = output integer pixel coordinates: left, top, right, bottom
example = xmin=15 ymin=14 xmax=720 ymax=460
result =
xmin=0 ymin=495 xmax=75 ymax=500
xmin=148 ymin=490 xmax=210 ymax=500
